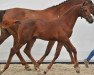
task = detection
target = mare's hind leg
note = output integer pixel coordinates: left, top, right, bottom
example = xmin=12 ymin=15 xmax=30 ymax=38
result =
xmin=0 ymin=41 xmax=25 ymax=74
xmin=37 ymin=41 xmax=55 ymax=67
xmin=44 ymin=42 xmax=63 ymax=74
xmin=24 ymin=39 xmax=40 ymax=71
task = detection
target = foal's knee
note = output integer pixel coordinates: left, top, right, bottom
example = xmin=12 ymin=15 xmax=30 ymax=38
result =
xmin=54 ymin=51 xmax=60 ymax=59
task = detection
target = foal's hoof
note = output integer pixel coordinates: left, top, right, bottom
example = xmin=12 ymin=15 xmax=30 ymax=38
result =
xmin=25 ymin=66 xmax=32 ymax=71
xmin=76 ymin=70 xmax=80 ymax=73
xmin=44 ymin=71 xmax=47 ymax=75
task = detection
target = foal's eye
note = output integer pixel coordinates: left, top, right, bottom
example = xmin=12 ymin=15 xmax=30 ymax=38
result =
xmin=89 ymin=1 xmax=92 ymax=3
xmin=84 ymin=9 xmax=87 ymax=11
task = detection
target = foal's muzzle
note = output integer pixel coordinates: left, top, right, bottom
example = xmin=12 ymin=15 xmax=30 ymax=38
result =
xmin=86 ymin=16 xmax=94 ymax=23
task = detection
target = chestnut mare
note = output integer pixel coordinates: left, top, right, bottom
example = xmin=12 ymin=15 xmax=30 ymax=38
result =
xmin=1 ymin=2 xmax=93 ymax=74
xmin=1 ymin=0 xmax=94 ymax=70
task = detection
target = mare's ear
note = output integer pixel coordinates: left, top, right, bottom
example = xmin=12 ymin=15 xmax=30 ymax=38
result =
xmin=14 ymin=20 xmax=21 ymax=25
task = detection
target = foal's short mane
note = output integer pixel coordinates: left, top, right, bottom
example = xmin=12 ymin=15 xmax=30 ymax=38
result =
xmin=62 ymin=4 xmax=82 ymax=17
xmin=46 ymin=0 xmax=71 ymax=10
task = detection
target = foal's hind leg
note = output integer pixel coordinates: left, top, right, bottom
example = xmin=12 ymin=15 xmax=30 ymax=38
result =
xmin=37 ymin=41 xmax=55 ymax=67
xmin=24 ymin=39 xmax=40 ymax=71
xmin=16 ymin=51 xmax=31 ymax=71
xmin=44 ymin=42 xmax=63 ymax=74
xmin=0 ymin=42 xmax=24 ymax=74
xmin=13 ymin=38 xmax=31 ymax=71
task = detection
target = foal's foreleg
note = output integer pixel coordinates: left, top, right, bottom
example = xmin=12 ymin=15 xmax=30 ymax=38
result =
xmin=37 ymin=41 xmax=55 ymax=67
xmin=63 ymin=38 xmax=80 ymax=73
xmin=44 ymin=42 xmax=63 ymax=74
xmin=65 ymin=45 xmax=74 ymax=64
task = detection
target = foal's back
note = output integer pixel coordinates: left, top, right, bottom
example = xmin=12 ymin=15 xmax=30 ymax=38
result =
xmin=18 ymin=4 xmax=82 ymax=41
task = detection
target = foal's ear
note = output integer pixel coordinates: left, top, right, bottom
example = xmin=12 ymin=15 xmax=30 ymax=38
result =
xmin=82 ymin=0 xmax=88 ymax=6
xmin=14 ymin=20 xmax=21 ymax=24
xmin=82 ymin=1 xmax=86 ymax=6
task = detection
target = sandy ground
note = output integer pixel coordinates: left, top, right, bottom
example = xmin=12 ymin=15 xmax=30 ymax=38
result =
xmin=0 ymin=64 xmax=94 ymax=75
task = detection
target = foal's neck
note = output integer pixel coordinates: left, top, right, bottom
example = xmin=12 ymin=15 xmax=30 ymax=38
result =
xmin=49 ymin=0 xmax=83 ymax=16
xmin=59 ymin=5 xmax=81 ymax=29
xmin=45 ymin=0 xmax=74 ymax=15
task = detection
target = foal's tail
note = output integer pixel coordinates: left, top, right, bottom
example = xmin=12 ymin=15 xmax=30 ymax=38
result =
xmin=0 ymin=10 xmax=6 ymax=22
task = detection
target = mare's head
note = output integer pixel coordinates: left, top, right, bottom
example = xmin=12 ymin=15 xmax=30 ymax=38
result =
xmin=79 ymin=2 xmax=93 ymax=23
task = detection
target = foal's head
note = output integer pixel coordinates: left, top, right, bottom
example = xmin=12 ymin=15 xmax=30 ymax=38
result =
xmin=84 ymin=0 xmax=94 ymax=15
xmin=79 ymin=2 xmax=93 ymax=23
